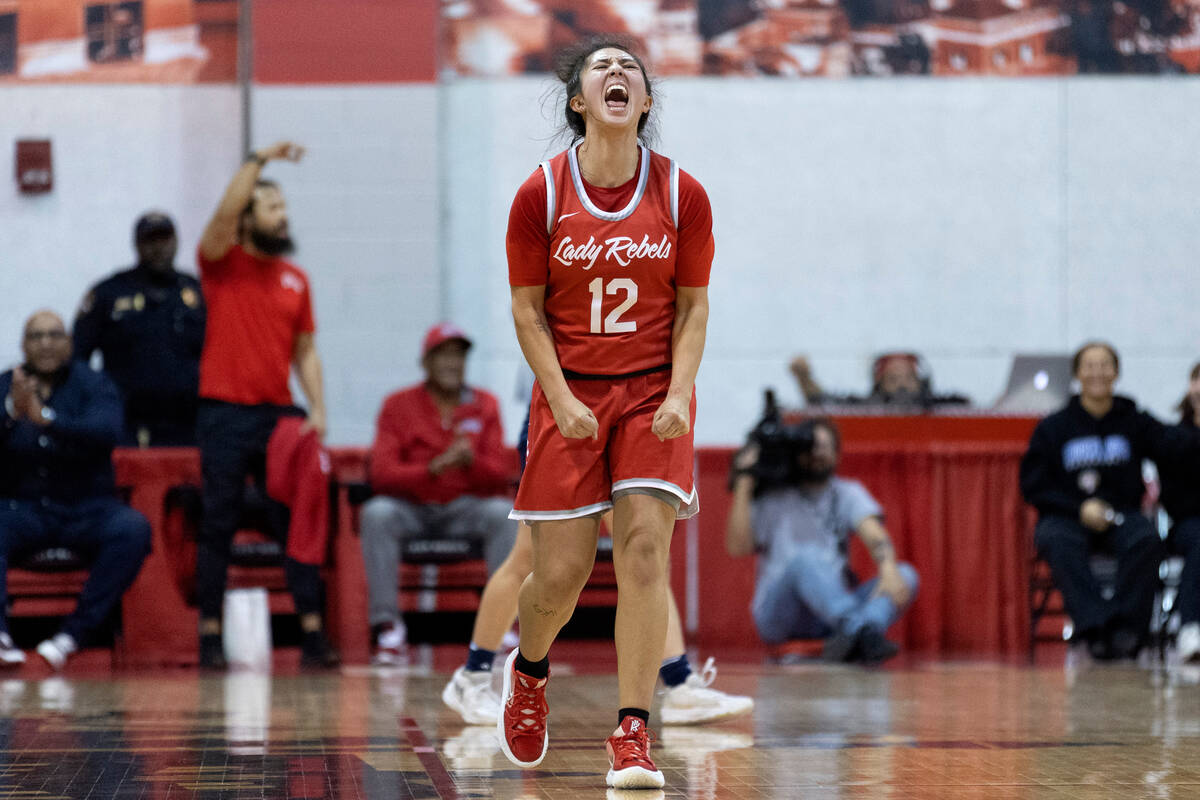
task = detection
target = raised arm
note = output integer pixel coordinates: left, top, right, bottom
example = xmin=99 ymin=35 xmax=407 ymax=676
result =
xmin=790 ymin=355 xmax=826 ymax=405
xmin=199 ymin=141 xmax=304 ymax=262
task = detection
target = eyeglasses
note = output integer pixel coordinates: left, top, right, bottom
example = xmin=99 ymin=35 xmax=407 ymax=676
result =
xmin=24 ymin=330 xmax=68 ymax=342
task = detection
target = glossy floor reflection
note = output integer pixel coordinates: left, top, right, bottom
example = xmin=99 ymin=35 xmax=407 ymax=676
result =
xmin=3 ymin=645 xmax=1200 ymax=798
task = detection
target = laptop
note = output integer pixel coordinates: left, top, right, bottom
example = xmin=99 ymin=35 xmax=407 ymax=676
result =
xmin=993 ymin=354 xmax=1074 ymax=413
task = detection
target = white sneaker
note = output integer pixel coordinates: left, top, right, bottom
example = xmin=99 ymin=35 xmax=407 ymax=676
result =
xmin=1178 ymin=623 xmax=1200 ymax=664
xmin=659 ymin=657 xmax=754 ymax=725
xmin=35 ymin=633 xmax=77 ymax=671
xmin=372 ymin=621 xmax=407 ymax=666
xmin=442 ymin=666 xmax=501 ymax=725
xmin=0 ymin=633 xmax=25 ymax=667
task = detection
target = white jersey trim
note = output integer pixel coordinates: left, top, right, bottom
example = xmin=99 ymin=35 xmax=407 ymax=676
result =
xmin=669 ymin=159 xmax=679 ymax=229
xmin=611 ymin=478 xmax=700 ymax=520
xmin=567 ymin=142 xmax=651 ymax=222
xmin=539 ymin=161 xmax=556 ymax=235
xmin=510 ymin=500 xmax=612 ymax=522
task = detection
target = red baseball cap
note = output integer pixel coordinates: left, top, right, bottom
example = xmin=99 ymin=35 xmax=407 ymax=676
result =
xmin=421 ymin=322 xmax=472 ymax=359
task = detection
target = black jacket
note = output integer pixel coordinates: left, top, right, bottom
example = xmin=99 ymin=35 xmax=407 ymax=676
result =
xmin=1158 ymin=421 xmax=1200 ymax=522
xmin=72 ymin=264 xmax=205 ymax=433
xmin=1020 ymin=395 xmax=1199 ymax=518
xmin=0 ymin=363 xmax=123 ymax=504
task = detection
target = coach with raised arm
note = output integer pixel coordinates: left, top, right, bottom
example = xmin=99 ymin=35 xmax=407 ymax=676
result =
xmin=193 ymin=141 xmax=338 ymax=670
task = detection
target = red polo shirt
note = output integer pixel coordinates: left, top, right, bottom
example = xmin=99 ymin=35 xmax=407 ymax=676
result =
xmin=369 ymin=384 xmax=513 ymax=505
xmin=197 ymin=244 xmax=315 ymax=406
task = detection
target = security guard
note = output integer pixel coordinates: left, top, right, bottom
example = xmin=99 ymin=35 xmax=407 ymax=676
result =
xmin=73 ymin=212 xmax=206 ymax=446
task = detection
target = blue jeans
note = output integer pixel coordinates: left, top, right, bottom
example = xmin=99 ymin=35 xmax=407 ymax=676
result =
xmin=752 ymin=549 xmax=919 ymax=645
xmin=0 ymin=497 xmax=151 ymax=644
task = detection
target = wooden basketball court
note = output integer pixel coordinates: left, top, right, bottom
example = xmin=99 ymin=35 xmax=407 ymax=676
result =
xmin=0 ymin=642 xmax=1196 ymax=799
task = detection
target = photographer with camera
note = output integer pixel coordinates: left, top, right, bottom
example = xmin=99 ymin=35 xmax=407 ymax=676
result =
xmin=725 ymin=396 xmax=918 ymax=664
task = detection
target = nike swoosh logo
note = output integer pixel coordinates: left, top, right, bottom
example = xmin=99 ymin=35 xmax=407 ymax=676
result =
xmin=557 ymin=211 xmax=580 ymax=222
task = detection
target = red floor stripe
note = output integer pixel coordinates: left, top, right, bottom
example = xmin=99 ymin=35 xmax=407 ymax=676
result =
xmin=399 ymin=716 xmax=460 ymax=800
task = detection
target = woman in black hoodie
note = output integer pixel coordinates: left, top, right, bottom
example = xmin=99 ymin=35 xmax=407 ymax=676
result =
xmin=1020 ymin=342 xmax=1198 ymax=660
xmin=1159 ymin=362 xmax=1200 ymax=662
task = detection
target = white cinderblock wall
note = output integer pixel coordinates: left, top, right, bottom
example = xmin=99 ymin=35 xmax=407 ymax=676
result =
xmin=0 ymin=85 xmax=241 ymax=365
xmin=250 ymin=85 xmax=442 ymax=445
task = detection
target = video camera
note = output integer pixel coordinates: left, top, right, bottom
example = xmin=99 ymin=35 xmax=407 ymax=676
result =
xmin=731 ymin=389 xmax=817 ymax=494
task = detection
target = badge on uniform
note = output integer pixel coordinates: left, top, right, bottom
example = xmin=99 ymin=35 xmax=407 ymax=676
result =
xmin=181 ymin=287 xmax=199 ymax=308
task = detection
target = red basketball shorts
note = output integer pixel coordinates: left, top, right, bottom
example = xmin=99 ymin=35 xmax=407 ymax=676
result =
xmin=512 ymin=370 xmax=697 ymax=522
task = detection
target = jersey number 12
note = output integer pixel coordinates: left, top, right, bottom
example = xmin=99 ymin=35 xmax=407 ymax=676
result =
xmin=588 ymin=277 xmax=638 ymax=334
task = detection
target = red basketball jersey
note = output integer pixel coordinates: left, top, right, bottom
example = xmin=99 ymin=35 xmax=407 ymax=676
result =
xmin=510 ymin=144 xmax=710 ymax=376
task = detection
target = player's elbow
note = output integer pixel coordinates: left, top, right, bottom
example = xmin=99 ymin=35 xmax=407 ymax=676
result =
xmin=510 ymin=301 xmax=540 ymax=333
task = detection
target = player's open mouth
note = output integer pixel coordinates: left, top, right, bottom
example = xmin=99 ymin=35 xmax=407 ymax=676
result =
xmin=604 ymin=83 xmax=629 ymax=113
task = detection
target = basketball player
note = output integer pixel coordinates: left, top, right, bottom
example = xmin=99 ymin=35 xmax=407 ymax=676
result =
xmin=497 ymin=37 xmax=713 ymax=790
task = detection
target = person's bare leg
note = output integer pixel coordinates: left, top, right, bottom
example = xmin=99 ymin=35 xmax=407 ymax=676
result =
xmin=516 ymin=517 xmax=600 ymax=660
xmin=663 ymin=586 xmax=686 ymax=661
xmin=470 ymin=523 xmax=532 ymax=651
xmin=610 ymin=504 xmax=687 ymax=662
xmin=611 ymin=493 xmax=675 ymax=711
xmin=602 ymin=508 xmax=686 ymax=665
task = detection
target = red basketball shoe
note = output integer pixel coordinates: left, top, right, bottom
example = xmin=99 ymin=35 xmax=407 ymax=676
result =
xmin=605 ymin=716 xmax=664 ymax=789
xmin=496 ymin=648 xmax=549 ymax=768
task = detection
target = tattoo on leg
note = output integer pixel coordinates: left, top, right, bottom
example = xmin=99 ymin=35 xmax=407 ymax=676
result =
xmin=533 ymin=603 xmax=556 ymax=618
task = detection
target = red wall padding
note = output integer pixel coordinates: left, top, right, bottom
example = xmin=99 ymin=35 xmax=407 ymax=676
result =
xmin=253 ymin=0 xmax=438 ymax=84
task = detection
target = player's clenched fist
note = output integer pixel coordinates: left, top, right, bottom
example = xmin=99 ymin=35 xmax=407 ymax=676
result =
xmin=651 ymin=396 xmax=690 ymax=442
xmin=551 ymin=395 xmax=599 ymax=439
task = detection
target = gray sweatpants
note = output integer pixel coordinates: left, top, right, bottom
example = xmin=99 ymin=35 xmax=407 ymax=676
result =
xmin=359 ymin=494 xmax=518 ymax=627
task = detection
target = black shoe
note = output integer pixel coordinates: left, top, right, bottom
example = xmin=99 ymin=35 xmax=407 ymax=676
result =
xmin=1073 ymin=626 xmax=1112 ymax=660
xmin=822 ymin=627 xmax=860 ymax=663
xmin=199 ymin=634 xmax=227 ymax=670
xmin=1108 ymin=627 xmax=1142 ymax=661
xmin=857 ymin=626 xmax=900 ymax=666
xmin=300 ymin=631 xmax=341 ymax=669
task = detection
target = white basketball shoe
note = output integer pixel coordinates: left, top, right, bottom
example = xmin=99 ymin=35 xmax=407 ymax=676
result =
xmin=659 ymin=657 xmax=754 ymax=725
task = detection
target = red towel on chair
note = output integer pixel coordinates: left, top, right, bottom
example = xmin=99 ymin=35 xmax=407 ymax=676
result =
xmin=266 ymin=415 xmax=332 ymax=566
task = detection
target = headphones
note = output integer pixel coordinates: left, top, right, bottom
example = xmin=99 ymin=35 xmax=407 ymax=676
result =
xmin=870 ymin=352 xmax=931 ymax=394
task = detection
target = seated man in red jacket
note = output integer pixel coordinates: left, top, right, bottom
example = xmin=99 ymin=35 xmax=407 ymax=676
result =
xmin=361 ymin=323 xmax=517 ymax=664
